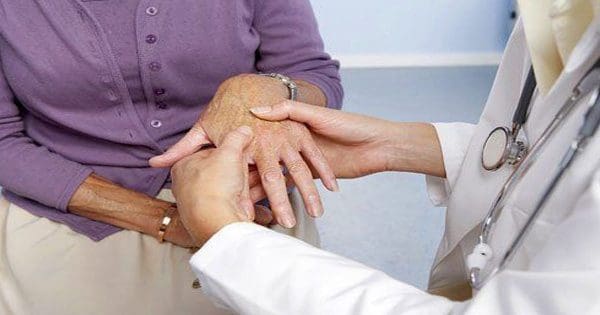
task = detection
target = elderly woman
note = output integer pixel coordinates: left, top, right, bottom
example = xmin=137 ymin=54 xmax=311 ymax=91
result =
xmin=0 ymin=1 xmax=342 ymax=314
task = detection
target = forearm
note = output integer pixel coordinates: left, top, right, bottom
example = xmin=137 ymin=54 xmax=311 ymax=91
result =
xmin=383 ymin=122 xmax=446 ymax=178
xmin=68 ymin=174 xmax=171 ymax=237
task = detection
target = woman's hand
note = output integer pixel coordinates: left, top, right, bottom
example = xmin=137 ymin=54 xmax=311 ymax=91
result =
xmin=250 ymin=101 xmax=446 ymax=178
xmin=150 ymin=74 xmax=338 ymax=228
xmin=170 ymin=126 xmax=259 ymax=246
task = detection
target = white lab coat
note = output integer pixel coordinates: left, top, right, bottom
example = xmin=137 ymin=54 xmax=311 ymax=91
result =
xmin=189 ymin=19 xmax=600 ymax=314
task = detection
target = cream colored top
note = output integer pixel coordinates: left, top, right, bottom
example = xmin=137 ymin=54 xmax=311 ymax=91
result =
xmin=518 ymin=0 xmax=597 ymax=95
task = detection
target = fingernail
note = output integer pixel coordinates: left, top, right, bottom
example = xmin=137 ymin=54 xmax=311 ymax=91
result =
xmin=281 ymin=214 xmax=296 ymax=229
xmin=250 ymin=106 xmax=272 ymax=114
xmin=308 ymin=195 xmax=323 ymax=217
xmin=324 ymin=178 xmax=339 ymax=192
xmin=331 ymin=178 xmax=340 ymax=192
xmin=238 ymin=125 xmax=253 ymax=136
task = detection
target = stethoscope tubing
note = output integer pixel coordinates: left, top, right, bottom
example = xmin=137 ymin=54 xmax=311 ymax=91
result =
xmin=471 ymin=65 xmax=600 ymax=289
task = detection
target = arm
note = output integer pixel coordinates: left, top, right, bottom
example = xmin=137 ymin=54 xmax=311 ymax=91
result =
xmin=192 ymin=198 xmax=600 ymax=315
xmin=68 ymin=174 xmax=193 ymax=246
xmin=192 ymin=223 xmax=455 ymax=315
xmin=0 ymin=61 xmax=192 ymax=246
xmin=251 ymin=101 xmax=478 ymax=208
xmin=250 ymin=101 xmax=448 ymax=179
xmin=188 ymin=167 xmax=600 ymax=314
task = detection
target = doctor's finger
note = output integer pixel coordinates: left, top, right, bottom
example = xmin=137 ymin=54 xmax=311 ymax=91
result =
xmin=281 ymin=145 xmax=323 ymax=218
xmin=250 ymin=101 xmax=336 ymax=128
xmin=239 ymin=156 xmax=254 ymax=220
xmin=255 ymin=153 xmax=296 ymax=228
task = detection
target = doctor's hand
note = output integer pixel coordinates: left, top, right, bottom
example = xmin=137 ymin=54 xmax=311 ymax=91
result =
xmin=170 ymin=126 xmax=267 ymax=246
xmin=251 ymin=101 xmax=445 ymax=179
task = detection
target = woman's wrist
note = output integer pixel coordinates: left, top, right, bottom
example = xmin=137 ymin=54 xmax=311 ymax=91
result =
xmin=383 ymin=122 xmax=446 ymax=177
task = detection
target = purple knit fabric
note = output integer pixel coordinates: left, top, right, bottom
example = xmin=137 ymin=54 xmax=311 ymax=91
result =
xmin=0 ymin=0 xmax=342 ymax=241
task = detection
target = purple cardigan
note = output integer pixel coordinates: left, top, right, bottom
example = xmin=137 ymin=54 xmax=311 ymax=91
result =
xmin=0 ymin=0 xmax=342 ymax=241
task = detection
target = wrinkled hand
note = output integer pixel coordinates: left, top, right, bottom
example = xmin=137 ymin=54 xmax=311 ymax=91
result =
xmin=170 ymin=126 xmax=266 ymax=245
xmin=151 ymin=75 xmax=338 ymax=229
xmin=250 ymin=101 xmax=400 ymax=179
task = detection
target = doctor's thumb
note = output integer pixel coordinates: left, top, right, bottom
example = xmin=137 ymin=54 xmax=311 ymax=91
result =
xmin=219 ymin=126 xmax=254 ymax=153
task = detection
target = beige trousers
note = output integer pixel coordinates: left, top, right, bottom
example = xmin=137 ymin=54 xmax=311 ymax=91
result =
xmin=0 ymin=190 xmax=318 ymax=315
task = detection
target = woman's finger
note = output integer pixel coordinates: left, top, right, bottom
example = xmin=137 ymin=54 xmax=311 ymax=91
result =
xmin=250 ymin=175 xmax=293 ymax=203
xmin=255 ymin=151 xmax=296 ymax=228
xmin=149 ymin=122 xmax=211 ymax=168
xmin=301 ymin=138 xmax=339 ymax=192
xmin=281 ymin=145 xmax=324 ymax=218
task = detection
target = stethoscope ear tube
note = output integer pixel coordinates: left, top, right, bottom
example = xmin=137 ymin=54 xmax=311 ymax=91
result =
xmin=512 ymin=67 xmax=538 ymax=127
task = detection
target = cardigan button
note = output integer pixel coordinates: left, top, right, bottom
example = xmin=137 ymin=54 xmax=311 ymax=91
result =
xmin=150 ymin=120 xmax=162 ymax=128
xmin=146 ymin=34 xmax=158 ymax=44
xmin=146 ymin=7 xmax=158 ymax=16
xmin=148 ymin=62 xmax=162 ymax=72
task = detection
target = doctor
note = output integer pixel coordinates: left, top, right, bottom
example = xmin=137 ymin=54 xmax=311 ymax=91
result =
xmin=170 ymin=3 xmax=600 ymax=315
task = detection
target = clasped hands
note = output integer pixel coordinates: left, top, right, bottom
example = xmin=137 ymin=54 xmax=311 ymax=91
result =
xmin=151 ymin=75 xmax=409 ymax=246
xmin=155 ymin=104 xmax=401 ymax=246
xmin=151 ymin=74 xmax=339 ymax=232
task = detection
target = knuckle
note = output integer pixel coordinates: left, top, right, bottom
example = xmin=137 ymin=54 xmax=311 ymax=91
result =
xmin=280 ymin=100 xmax=294 ymax=111
xmin=286 ymin=159 xmax=307 ymax=175
xmin=303 ymin=148 xmax=321 ymax=160
xmin=261 ymin=167 xmax=283 ymax=183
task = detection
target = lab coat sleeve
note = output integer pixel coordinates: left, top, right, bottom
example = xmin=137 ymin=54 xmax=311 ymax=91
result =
xmin=190 ymin=222 xmax=457 ymax=315
xmin=190 ymin=178 xmax=600 ymax=315
xmin=426 ymin=123 xmax=476 ymax=206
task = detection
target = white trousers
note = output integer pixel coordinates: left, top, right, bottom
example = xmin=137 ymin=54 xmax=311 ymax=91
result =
xmin=0 ymin=190 xmax=318 ymax=315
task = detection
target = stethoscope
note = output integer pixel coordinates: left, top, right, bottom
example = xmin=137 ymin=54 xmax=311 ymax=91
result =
xmin=467 ymin=60 xmax=600 ymax=290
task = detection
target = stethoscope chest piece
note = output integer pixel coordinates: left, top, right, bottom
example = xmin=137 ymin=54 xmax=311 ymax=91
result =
xmin=482 ymin=67 xmax=537 ymax=172
xmin=482 ymin=126 xmax=527 ymax=171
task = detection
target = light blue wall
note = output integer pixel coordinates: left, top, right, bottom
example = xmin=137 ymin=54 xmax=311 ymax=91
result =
xmin=310 ymin=0 xmax=514 ymax=55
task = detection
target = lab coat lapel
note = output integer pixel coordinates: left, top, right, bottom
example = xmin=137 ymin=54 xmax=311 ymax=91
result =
xmin=431 ymin=21 xmax=531 ymax=266
xmin=431 ymin=18 xmax=600 ymax=271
